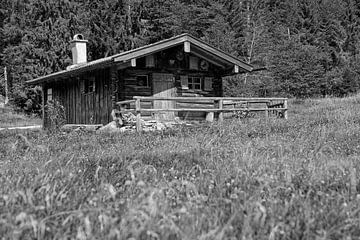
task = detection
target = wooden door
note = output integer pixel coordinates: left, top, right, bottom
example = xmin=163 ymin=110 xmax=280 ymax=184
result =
xmin=152 ymin=73 xmax=176 ymax=120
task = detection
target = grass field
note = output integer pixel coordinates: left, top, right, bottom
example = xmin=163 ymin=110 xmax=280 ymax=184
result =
xmin=0 ymin=110 xmax=41 ymax=128
xmin=1 ymin=95 xmax=360 ymax=239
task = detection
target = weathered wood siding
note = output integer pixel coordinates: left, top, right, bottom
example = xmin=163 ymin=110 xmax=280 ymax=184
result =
xmin=115 ymin=47 xmax=224 ymax=120
xmin=44 ymin=68 xmax=113 ymax=125
xmin=43 ymin=45 xmax=227 ymax=125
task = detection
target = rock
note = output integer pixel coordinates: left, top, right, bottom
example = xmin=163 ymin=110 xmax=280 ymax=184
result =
xmin=155 ymin=122 xmax=166 ymax=130
xmin=98 ymin=121 xmax=122 ymax=133
xmin=206 ymin=112 xmax=214 ymax=122
xmin=164 ymin=122 xmax=175 ymax=128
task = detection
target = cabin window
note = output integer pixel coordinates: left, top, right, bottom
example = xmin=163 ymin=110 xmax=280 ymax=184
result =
xmin=47 ymin=88 xmax=53 ymax=101
xmin=137 ymin=75 xmax=150 ymax=87
xmin=84 ymin=77 xmax=95 ymax=93
xmin=146 ymin=55 xmax=155 ymax=68
xmin=188 ymin=76 xmax=202 ymax=90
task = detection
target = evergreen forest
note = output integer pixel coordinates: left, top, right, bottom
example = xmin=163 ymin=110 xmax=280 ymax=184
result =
xmin=1 ymin=0 xmax=360 ymax=113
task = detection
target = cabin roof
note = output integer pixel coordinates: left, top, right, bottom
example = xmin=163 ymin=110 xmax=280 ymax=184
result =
xmin=27 ymin=33 xmax=254 ymax=85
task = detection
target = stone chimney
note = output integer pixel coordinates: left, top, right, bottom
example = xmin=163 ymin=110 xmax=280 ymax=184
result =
xmin=70 ymin=34 xmax=88 ymax=65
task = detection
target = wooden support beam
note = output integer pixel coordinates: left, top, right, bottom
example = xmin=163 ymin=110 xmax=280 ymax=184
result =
xmin=4 ymin=67 xmax=9 ymax=105
xmin=265 ymin=102 xmax=269 ymax=119
xmin=131 ymin=58 xmax=136 ymax=67
xmin=135 ymin=108 xmax=288 ymax=112
xmin=41 ymin=85 xmax=46 ymax=129
xmin=191 ymin=50 xmax=226 ymax=69
xmin=116 ymin=61 xmax=131 ymax=70
xmin=135 ymin=98 xmax=142 ymax=132
xmin=184 ymin=41 xmax=191 ymax=53
xmin=116 ymin=99 xmax=136 ymax=105
xmin=283 ymin=99 xmax=288 ymax=120
xmin=133 ymin=96 xmax=288 ymax=101
xmin=218 ymin=100 xmax=223 ymax=122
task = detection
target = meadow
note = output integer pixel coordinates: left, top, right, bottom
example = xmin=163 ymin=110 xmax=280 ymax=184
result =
xmin=0 ymin=111 xmax=41 ymax=128
xmin=1 ymin=96 xmax=360 ymax=239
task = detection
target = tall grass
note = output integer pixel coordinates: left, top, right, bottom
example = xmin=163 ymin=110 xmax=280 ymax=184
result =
xmin=1 ymin=96 xmax=360 ymax=239
xmin=0 ymin=111 xmax=41 ymax=128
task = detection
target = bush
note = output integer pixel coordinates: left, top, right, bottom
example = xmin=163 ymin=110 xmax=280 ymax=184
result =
xmin=45 ymin=99 xmax=66 ymax=131
xmin=11 ymin=86 xmax=42 ymax=115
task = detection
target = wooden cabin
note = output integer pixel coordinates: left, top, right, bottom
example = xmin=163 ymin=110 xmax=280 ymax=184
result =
xmin=27 ymin=33 xmax=254 ymax=125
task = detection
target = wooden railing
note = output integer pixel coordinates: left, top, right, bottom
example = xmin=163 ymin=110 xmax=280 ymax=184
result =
xmin=116 ymin=97 xmax=288 ymax=132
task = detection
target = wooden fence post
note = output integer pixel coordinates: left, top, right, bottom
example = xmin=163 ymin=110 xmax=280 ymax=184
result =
xmin=265 ymin=102 xmax=269 ymax=119
xmin=42 ymin=84 xmax=46 ymax=129
xmin=4 ymin=67 xmax=9 ymax=105
xmin=283 ymin=99 xmax=288 ymax=120
xmin=218 ymin=99 xmax=223 ymax=122
xmin=135 ymin=98 xmax=142 ymax=132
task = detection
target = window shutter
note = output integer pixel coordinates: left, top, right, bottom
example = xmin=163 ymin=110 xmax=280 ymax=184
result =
xmin=204 ymin=77 xmax=213 ymax=91
xmin=180 ymin=75 xmax=188 ymax=89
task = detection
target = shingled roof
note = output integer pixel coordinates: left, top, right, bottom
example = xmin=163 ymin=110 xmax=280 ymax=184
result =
xmin=27 ymin=33 xmax=253 ymax=85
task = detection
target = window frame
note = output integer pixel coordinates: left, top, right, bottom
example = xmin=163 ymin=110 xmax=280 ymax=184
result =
xmin=136 ymin=75 xmax=150 ymax=88
xmin=47 ymin=88 xmax=53 ymax=101
xmin=188 ymin=76 xmax=202 ymax=90
xmin=84 ymin=77 xmax=96 ymax=94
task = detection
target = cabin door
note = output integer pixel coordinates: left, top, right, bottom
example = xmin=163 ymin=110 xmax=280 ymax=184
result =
xmin=152 ymin=73 xmax=176 ymax=120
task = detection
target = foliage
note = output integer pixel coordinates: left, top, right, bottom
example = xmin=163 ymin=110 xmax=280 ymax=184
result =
xmin=1 ymin=95 xmax=360 ymax=239
xmin=44 ymin=99 xmax=66 ymax=131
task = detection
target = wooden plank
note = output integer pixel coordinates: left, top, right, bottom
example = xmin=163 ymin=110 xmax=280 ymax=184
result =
xmin=99 ymin=71 xmax=104 ymax=124
xmin=133 ymin=96 xmax=288 ymax=101
xmin=68 ymin=82 xmax=71 ymax=123
xmin=135 ymin=98 xmax=142 ymax=132
xmin=85 ymin=93 xmax=89 ymax=124
xmin=95 ymin=74 xmax=100 ymax=123
xmin=81 ymin=81 xmax=85 ymax=124
xmin=72 ymin=81 xmax=76 ymax=123
xmin=137 ymin=108 xmax=286 ymax=112
xmin=184 ymin=41 xmax=191 ymax=52
xmin=265 ymin=102 xmax=269 ymax=119
xmin=187 ymin=36 xmax=253 ymax=72
xmin=177 ymin=102 xmax=214 ymax=107
xmin=76 ymin=81 xmax=81 ymax=124
xmin=218 ymin=100 xmax=223 ymax=122
xmin=114 ymin=36 xmax=187 ymax=62
xmin=90 ymin=93 xmax=94 ymax=124
xmin=116 ymin=100 xmax=136 ymax=105
xmin=42 ymin=85 xmax=46 ymax=128
xmin=191 ymin=48 xmax=226 ymax=68
xmin=66 ymin=83 xmax=70 ymax=123
xmin=284 ymin=99 xmax=288 ymax=119
xmin=106 ymin=73 xmax=111 ymax=123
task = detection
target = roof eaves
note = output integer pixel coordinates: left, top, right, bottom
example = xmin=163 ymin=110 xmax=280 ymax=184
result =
xmin=26 ymin=57 xmax=113 ymax=85
xmin=113 ymin=34 xmax=188 ymax=62
xmin=185 ymin=35 xmax=253 ymax=72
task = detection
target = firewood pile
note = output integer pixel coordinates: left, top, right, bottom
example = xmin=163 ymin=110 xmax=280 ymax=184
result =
xmin=97 ymin=111 xmax=185 ymax=133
